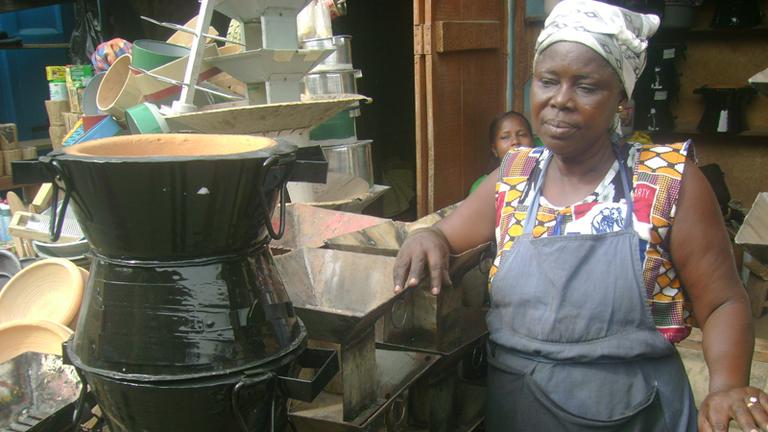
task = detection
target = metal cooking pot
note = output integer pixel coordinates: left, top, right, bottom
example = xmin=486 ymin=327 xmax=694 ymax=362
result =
xmin=322 ymin=140 xmax=374 ymax=187
xmin=303 ymin=69 xmax=362 ymax=97
xmin=40 ymin=134 xmax=324 ymax=259
xmin=302 ymin=35 xmax=353 ymax=71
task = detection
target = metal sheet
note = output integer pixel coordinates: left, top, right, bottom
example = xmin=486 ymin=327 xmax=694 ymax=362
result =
xmin=204 ymin=48 xmax=334 ymax=83
xmin=289 ymin=349 xmax=439 ymax=432
xmin=274 ymin=248 xmax=405 ymax=343
xmin=0 ymin=353 xmax=81 ymax=430
xmin=164 ymin=96 xmax=365 ymax=134
xmin=378 ymin=307 xmax=488 ymax=357
xmin=270 ymin=204 xmax=387 ymax=252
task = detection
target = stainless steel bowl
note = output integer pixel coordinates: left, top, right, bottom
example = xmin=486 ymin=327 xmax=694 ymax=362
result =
xmin=302 ymin=35 xmax=352 ymax=70
xmin=322 ymin=140 xmax=374 ymax=187
xmin=303 ymin=69 xmax=361 ymax=96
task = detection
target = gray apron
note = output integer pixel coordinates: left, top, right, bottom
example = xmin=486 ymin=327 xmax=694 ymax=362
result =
xmin=485 ymin=147 xmax=697 ymax=431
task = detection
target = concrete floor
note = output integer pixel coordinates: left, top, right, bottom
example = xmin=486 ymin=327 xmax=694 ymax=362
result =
xmin=756 ymin=313 xmax=768 ymax=339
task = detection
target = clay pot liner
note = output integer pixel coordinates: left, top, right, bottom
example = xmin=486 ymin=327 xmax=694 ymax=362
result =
xmin=0 ymin=258 xmax=84 ymax=327
xmin=63 ymin=134 xmax=276 ymax=158
xmin=0 ymin=319 xmax=73 ymax=363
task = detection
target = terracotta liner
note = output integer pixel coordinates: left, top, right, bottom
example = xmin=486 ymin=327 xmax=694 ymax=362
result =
xmin=63 ymin=134 xmax=278 ymax=158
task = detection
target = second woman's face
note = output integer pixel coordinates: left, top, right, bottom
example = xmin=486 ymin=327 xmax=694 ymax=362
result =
xmin=530 ymin=42 xmax=625 ymax=157
xmin=493 ymin=117 xmax=534 ymax=158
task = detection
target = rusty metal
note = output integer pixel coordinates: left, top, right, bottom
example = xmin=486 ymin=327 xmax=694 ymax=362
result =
xmin=275 ymin=248 xmax=410 ymax=420
xmin=322 ymin=206 xmax=490 ymax=356
xmin=403 ymin=333 xmax=486 ymax=432
xmin=289 ymin=349 xmax=438 ymax=432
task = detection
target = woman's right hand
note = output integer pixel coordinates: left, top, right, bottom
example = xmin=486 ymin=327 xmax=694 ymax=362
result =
xmin=393 ymin=226 xmax=452 ymax=295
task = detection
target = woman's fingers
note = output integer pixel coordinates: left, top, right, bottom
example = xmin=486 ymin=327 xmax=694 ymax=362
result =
xmin=392 ymin=252 xmax=411 ymax=293
xmin=746 ymin=397 xmax=768 ymax=432
xmin=732 ymin=400 xmax=759 ymax=432
xmin=698 ymin=417 xmax=713 ymax=432
xmin=426 ymin=248 xmax=449 ymax=295
xmin=405 ymin=254 xmax=425 ymax=289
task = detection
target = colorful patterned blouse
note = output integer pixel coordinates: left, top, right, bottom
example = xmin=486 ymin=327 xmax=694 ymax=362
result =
xmin=490 ymin=141 xmax=694 ymax=343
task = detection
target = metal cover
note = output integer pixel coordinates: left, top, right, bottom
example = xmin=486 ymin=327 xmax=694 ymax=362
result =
xmin=205 ymin=48 xmax=333 ymax=83
xmin=164 ymin=96 xmax=366 ymax=134
xmin=214 ymin=0 xmax=313 ymax=21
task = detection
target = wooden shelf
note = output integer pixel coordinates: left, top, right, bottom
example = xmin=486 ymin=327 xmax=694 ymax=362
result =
xmin=656 ymin=25 xmax=768 ymax=41
xmin=0 ymin=176 xmax=35 ymax=191
xmin=524 ymin=16 xmax=546 ymax=25
xmin=0 ymin=0 xmax=71 ymax=13
xmin=659 ymin=124 xmax=768 ymax=137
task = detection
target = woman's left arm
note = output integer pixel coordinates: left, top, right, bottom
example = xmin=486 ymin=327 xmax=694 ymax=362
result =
xmin=671 ymin=159 xmax=768 ymax=432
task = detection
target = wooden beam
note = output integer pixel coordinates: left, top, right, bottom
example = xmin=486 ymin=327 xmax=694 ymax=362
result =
xmin=0 ymin=0 xmax=71 ymax=13
xmin=434 ymin=21 xmax=501 ymax=53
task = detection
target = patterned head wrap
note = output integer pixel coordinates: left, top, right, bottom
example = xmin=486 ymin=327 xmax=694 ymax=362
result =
xmin=534 ymin=0 xmax=660 ymax=106
xmin=91 ymin=39 xmax=133 ymax=74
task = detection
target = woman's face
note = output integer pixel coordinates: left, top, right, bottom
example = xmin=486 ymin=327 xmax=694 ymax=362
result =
xmin=493 ymin=116 xmax=534 ymax=158
xmin=530 ymin=42 xmax=626 ymax=158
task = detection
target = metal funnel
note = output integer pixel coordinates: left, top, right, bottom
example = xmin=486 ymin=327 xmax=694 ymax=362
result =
xmin=274 ymin=248 xmax=403 ymax=343
xmin=214 ymin=0 xmax=312 ymax=22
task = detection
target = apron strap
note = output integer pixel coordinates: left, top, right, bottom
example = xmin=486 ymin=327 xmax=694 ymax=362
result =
xmin=523 ymin=144 xmax=634 ymax=235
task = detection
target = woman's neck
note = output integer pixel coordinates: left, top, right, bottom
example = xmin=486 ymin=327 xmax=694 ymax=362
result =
xmin=542 ymin=137 xmax=619 ymax=207
xmin=553 ymin=137 xmax=617 ymax=179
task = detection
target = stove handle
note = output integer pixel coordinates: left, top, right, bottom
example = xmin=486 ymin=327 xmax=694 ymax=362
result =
xmin=232 ymin=372 xmax=276 ymax=432
xmin=49 ymin=159 xmax=74 ymax=242
xmin=277 ymin=347 xmax=339 ymax=402
xmin=259 ymin=155 xmax=295 ymax=240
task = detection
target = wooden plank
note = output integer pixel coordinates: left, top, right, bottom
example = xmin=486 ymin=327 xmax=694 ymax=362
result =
xmin=512 ymin=0 xmax=532 ymax=114
xmin=412 ymin=0 xmax=509 ymax=213
xmin=8 ymin=211 xmax=80 ymax=243
xmin=434 ymin=21 xmax=501 ymax=53
xmin=415 ymin=54 xmax=430 ymax=218
xmin=0 ymin=0 xmax=71 ymax=13
xmin=30 ymin=183 xmax=53 ymax=213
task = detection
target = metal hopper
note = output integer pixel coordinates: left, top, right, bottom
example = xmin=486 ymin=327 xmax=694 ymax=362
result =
xmin=274 ymin=248 xmax=407 ymax=420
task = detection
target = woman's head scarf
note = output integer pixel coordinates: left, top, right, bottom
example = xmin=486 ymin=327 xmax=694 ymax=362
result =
xmin=534 ymin=0 xmax=660 ymax=135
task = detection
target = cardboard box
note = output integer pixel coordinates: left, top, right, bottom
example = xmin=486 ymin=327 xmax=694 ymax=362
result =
xmin=44 ymin=100 xmax=69 ymax=126
xmin=49 ymin=125 xmax=67 ymax=150
xmin=3 ymin=149 xmax=21 ymax=177
xmin=45 ymin=66 xmax=67 ymax=82
xmin=0 ymin=124 xmax=17 ymax=149
xmin=21 ymin=147 xmax=37 ymax=160
xmin=65 ymin=65 xmax=94 ymax=114
xmin=736 ymin=192 xmax=768 ymax=265
xmin=62 ymin=112 xmax=81 ymax=133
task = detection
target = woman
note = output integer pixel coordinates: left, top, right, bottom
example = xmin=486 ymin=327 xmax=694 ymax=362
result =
xmin=393 ymin=1 xmax=767 ymax=431
xmin=471 ymin=111 xmax=535 ymax=194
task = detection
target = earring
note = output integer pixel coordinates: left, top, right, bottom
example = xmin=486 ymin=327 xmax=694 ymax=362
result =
xmin=618 ymin=105 xmax=624 ymax=112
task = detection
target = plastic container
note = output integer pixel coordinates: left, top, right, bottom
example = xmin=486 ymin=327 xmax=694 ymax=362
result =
xmin=0 ymin=204 xmax=10 ymax=242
